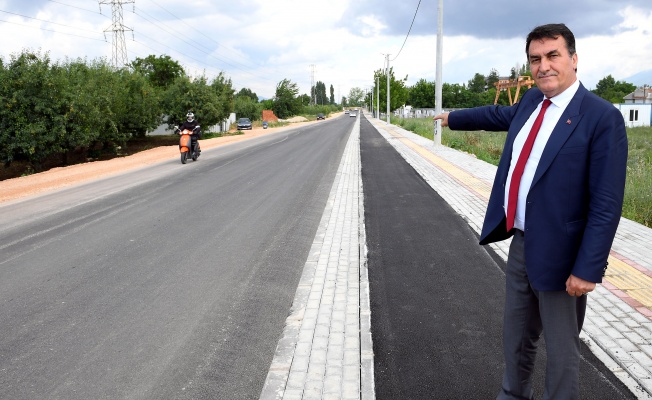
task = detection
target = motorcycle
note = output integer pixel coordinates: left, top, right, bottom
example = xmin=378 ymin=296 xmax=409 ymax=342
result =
xmin=174 ymin=125 xmax=201 ymax=164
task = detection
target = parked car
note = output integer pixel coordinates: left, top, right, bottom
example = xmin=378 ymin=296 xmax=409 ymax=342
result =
xmin=317 ymin=113 xmax=325 ymax=120
xmin=237 ymin=118 xmax=252 ymax=130
xmin=262 ymin=121 xmax=268 ymax=129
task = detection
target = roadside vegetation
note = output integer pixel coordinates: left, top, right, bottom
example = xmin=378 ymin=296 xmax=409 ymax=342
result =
xmin=390 ymin=116 xmax=652 ymax=228
xmin=0 ymin=50 xmax=342 ymax=177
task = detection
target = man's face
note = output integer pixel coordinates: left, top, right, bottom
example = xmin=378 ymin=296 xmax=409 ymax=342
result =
xmin=528 ymin=36 xmax=578 ymax=98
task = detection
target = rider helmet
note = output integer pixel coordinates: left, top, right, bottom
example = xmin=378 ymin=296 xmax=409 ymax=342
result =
xmin=186 ymin=112 xmax=195 ymax=122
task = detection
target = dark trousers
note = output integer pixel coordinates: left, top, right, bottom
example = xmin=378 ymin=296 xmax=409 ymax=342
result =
xmin=497 ymin=231 xmax=587 ymax=400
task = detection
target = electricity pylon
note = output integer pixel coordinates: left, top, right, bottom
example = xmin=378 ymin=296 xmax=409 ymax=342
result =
xmin=99 ymin=0 xmax=134 ymax=68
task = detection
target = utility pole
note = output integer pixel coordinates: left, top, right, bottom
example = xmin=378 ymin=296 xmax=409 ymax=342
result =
xmin=369 ymin=87 xmax=373 ymax=113
xmin=99 ymin=0 xmax=134 ymax=69
xmin=386 ymin=54 xmax=391 ymax=124
xmin=309 ymin=64 xmax=316 ymax=105
xmin=434 ymin=0 xmax=443 ymax=145
xmin=376 ymin=76 xmax=379 ymax=119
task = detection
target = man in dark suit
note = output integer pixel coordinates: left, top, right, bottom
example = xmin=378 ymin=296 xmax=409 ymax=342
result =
xmin=434 ymin=23 xmax=627 ymax=399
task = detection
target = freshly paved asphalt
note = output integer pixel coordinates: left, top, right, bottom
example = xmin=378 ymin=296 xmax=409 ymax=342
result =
xmin=0 ymin=118 xmax=354 ymax=400
xmin=359 ymin=115 xmax=636 ymax=399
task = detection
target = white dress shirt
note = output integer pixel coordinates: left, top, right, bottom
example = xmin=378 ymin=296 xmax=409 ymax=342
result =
xmin=505 ymin=79 xmax=580 ymax=231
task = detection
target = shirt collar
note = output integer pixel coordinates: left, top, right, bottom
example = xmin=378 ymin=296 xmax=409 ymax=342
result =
xmin=544 ymin=79 xmax=580 ymax=108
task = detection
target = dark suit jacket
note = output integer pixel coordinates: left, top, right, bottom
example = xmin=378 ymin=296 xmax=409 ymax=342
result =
xmin=449 ymin=84 xmax=628 ymax=291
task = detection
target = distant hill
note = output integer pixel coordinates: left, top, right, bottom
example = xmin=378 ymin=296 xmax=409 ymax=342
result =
xmin=623 ymin=69 xmax=652 ymax=87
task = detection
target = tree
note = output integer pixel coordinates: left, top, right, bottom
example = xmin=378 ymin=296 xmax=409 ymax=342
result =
xmin=372 ymin=67 xmax=409 ymax=112
xmin=273 ymin=79 xmax=300 ymax=119
xmin=164 ymin=73 xmax=234 ymax=130
xmin=312 ymin=81 xmax=328 ymax=105
xmin=592 ymin=75 xmax=636 ymax=103
xmin=330 ymin=84 xmax=335 ymax=104
xmin=348 ymin=87 xmax=365 ymax=106
xmin=114 ymin=68 xmax=162 ymax=138
xmin=210 ymin=72 xmax=235 ymax=123
xmin=130 ymin=55 xmax=184 ymax=89
xmin=298 ymin=93 xmax=311 ymax=107
xmin=236 ymin=87 xmax=258 ymax=102
xmin=260 ymin=99 xmax=274 ymax=111
xmin=0 ymin=52 xmax=68 ymax=168
xmin=487 ymin=68 xmax=500 ymax=89
xmin=467 ymin=73 xmax=486 ymax=93
xmin=407 ymin=78 xmax=435 ymax=108
xmin=235 ymin=96 xmax=261 ymax=121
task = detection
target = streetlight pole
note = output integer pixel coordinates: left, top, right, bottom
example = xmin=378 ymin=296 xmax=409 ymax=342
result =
xmin=434 ymin=0 xmax=443 ymax=145
xmin=386 ymin=54 xmax=391 ymax=124
xmin=376 ymin=76 xmax=379 ymax=119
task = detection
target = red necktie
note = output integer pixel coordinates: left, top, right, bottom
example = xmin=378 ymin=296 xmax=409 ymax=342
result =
xmin=506 ymin=99 xmax=552 ymax=232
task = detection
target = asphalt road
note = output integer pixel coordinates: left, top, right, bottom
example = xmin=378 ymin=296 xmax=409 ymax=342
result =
xmin=359 ymin=115 xmax=636 ymax=399
xmin=0 ymin=116 xmax=353 ymax=400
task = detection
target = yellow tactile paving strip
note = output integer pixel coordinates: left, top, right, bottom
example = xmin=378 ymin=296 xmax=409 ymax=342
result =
xmin=605 ymin=255 xmax=652 ymax=309
xmin=383 ymin=124 xmax=652 ymax=318
xmin=384 ymin=126 xmax=493 ymax=200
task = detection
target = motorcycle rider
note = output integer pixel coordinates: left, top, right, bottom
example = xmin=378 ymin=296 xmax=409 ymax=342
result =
xmin=176 ymin=111 xmax=201 ymax=154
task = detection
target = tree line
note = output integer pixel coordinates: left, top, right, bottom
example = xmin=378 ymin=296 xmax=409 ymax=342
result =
xmin=364 ymin=65 xmax=638 ymax=113
xmin=2 ymin=48 xmax=636 ymax=173
xmin=0 ymin=51 xmax=235 ymax=170
xmin=0 ymin=51 xmax=341 ymax=172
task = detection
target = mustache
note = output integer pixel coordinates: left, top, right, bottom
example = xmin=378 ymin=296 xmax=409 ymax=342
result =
xmin=537 ymin=72 xmax=558 ymax=78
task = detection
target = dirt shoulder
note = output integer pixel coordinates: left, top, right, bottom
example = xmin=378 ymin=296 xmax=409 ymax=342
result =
xmin=0 ymin=119 xmax=327 ymax=204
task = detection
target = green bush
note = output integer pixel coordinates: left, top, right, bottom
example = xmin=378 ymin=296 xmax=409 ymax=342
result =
xmin=0 ymin=50 xmax=234 ymax=171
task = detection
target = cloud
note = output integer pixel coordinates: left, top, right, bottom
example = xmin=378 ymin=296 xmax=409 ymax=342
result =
xmin=339 ymin=0 xmax=652 ymax=39
xmin=1 ymin=0 xmax=651 ymax=100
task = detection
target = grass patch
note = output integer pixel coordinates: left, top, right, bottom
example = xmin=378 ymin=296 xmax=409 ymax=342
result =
xmin=264 ymin=121 xmax=289 ymax=129
xmin=623 ymin=126 xmax=652 ymax=227
xmin=391 ymin=117 xmax=652 ymax=228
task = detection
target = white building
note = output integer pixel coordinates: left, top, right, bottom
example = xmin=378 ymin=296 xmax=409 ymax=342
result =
xmin=614 ymin=104 xmax=651 ymax=128
xmin=615 ymin=86 xmax=652 ymax=127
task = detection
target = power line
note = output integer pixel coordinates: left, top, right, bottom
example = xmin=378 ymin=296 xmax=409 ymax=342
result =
xmin=132 ymin=8 xmax=267 ymax=79
xmin=4 ymin=1 xmax=292 ymax=92
xmin=0 ymin=3 xmax=275 ymax=86
xmin=138 ymin=0 xmax=286 ymax=84
xmin=131 ymin=33 xmax=224 ymax=76
xmin=0 ymin=17 xmax=105 ymax=41
xmin=0 ymin=9 xmax=103 ymax=34
xmin=47 ymin=0 xmax=107 ymax=16
xmin=391 ymin=0 xmax=421 ymax=62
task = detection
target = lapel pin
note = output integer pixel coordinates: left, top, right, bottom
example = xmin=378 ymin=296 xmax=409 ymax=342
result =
xmin=566 ymin=119 xmax=571 ymax=124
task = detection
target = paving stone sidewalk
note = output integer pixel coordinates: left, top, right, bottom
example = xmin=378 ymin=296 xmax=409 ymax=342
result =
xmin=367 ymin=117 xmax=652 ymax=400
xmin=260 ymin=118 xmax=374 ymax=400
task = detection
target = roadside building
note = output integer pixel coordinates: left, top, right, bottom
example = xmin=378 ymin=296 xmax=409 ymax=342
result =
xmin=614 ymin=86 xmax=652 ymax=127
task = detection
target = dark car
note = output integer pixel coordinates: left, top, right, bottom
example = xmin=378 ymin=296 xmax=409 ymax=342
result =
xmin=262 ymin=121 xmax=268 ymax=129
xmin=237 ymin=118 xmax=252 ymax=130
xmin=317 ymin=113 xmax=325 ymax=120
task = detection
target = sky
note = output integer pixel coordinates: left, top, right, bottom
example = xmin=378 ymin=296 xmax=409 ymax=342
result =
xmin=1 ymin=0 xmax=652 ymax=100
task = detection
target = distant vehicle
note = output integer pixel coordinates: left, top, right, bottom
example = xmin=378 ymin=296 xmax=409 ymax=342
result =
xmin=317 ymin=113 xmax=325 ymax=120
xmin=344 ymin=110 xmax=350 ymax=114
xmin=262 ymin=121 xmax=268 ymax=129
xmin=237 ymin=118 xmax=252 ymax=130
xmin=349 ymin=112 xmax=357 ymax=117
